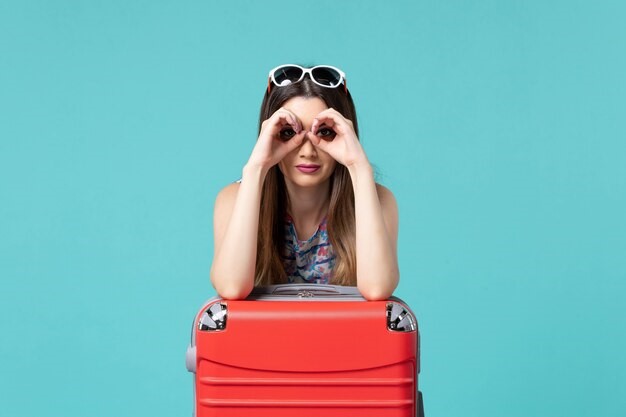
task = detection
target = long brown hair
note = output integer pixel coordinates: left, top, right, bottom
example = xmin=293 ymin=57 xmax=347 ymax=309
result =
xmin=254 ymin=77 xmax=358 ymax=286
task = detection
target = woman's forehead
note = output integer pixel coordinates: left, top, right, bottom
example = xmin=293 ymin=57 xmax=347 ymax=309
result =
xmin=282 ymin=96 xmax=328 ymax=120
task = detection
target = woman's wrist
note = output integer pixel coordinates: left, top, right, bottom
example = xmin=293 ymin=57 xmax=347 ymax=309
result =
xmin=242 ymin=162 xmax=269 ymax=182
xmin=346 ymin=158 xmax=374 ymax=184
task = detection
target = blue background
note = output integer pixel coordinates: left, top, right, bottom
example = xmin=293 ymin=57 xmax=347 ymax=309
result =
xmin=1 ymin=1 xmax=625 ymax=416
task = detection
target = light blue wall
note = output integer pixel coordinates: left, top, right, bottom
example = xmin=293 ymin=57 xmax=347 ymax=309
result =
xmin=1 ymin=1 xmax=624 ymax=416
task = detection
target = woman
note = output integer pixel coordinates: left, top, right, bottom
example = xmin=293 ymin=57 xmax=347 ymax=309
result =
xmin=210 ymin=64 xmax=399 ymax=300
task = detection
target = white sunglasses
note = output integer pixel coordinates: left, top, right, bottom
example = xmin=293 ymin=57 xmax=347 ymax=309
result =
xmin=267 ymin=64 xmax=347 ymax=93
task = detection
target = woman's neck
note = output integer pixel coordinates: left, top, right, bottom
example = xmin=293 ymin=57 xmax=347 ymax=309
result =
xmin=285 ymin=180 xmax=330 ymax=234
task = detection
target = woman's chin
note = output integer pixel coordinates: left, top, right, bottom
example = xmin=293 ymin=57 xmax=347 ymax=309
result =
xmin=285 ymin=171 xmax=332 ymax=188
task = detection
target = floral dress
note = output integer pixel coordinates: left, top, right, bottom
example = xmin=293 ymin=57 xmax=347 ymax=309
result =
xmin=282 ymin=215 xmax=336 ymax=284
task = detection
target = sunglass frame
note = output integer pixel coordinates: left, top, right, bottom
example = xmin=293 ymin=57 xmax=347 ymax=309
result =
xmin=267 ymin=64 xmax=347 ymax=93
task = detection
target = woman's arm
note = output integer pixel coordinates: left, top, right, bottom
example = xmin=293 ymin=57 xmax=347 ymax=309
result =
xmin=348 ymin=165 xmax=399 ymax=300
xmin=210 ymin=109 xmax=306 ymax=299
xmin=309 ymin=109 xmax=399 ymax=300
xmin=210 ymin=165 xmax=265 ymax=300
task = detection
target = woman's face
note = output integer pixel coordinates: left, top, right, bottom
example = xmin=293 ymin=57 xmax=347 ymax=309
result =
xmin=277 ymin=96 xmax=338 ymax=188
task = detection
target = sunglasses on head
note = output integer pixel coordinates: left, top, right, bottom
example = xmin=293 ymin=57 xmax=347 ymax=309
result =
xmin=267 ymin=64 xmax=347 ymax=93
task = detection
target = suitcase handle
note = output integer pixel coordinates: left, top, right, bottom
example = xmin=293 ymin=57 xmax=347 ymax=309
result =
xmin=252 ymin=284 xmax=362 ymax=297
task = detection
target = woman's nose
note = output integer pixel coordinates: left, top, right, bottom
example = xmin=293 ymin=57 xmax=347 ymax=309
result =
xmin=298 ymin=136 xmax=318 ymax=158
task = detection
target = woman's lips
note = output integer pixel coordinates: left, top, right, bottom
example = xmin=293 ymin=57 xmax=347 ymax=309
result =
xmin=296 ymin=164 xmax=321 ymax=173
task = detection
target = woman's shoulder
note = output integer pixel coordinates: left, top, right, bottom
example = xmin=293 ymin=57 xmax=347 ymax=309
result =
xmin=218 ymin=180 xmax=240 ymax=195
xmin=375 ymin=183 xmax=397 ymax=204
xmin=214 ymin=181 xmax=241 ymax=209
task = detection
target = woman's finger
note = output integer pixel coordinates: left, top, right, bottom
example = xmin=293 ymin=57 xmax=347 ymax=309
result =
xmin=308 ymin=131 xmax=330 ymax=152
xmin=262 ymin=109 xmax=300 ymax=136
xmin=287 ymin=130 xmax=306 ymax=148
xmin=311 ymin=111 xmax=350 ymax=136
xmin=276 ymin=131 xmax=306 ymax=157
xmin=306 ymin=131 xmax=322 ymax=146
xmin=273 ymin=114 xmax=299 ymax=132
xmin=276 ymin=108 xmax=301 ymax=132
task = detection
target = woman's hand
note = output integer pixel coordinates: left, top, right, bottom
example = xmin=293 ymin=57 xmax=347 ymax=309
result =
xmin=308 ymin=108 xmax=369 ymax=168
xmin=309 ymin=109 xmax=397 ymax=299
xmin=247 ymin=108 xmax=307 ymax=172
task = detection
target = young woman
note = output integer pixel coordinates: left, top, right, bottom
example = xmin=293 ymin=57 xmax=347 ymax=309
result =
xmin=210 ymin=64 xmax=399 ymax=300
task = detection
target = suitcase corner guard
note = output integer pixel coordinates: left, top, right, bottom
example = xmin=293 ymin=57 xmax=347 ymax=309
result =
xmin=198 ymin=302 xmax=228 ymax=331
xmin=386 ymin=301 xmax=417 ymax=332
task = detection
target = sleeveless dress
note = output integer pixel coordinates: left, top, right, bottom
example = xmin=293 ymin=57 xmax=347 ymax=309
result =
xmin=234 ymin=179 xmax=336 ymax=283
xmin=282 ymin=215 xmax=336 ymax=284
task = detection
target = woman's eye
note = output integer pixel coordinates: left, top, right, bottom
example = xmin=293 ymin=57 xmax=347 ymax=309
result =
xmin=316 ymin=127 xmax=336 ymax=140
xmin=279 ymin=127 xmax=296 ymax=141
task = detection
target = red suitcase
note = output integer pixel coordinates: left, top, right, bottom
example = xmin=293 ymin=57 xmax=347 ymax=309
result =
xmin=186 ymin=284 xmax=423 ymax=417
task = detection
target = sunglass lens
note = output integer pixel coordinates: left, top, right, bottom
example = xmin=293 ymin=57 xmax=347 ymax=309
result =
xmin=273 ymin=66 xmax=304 ymax=86
xmin=311 ymin=67 xmax=342 ymax=87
